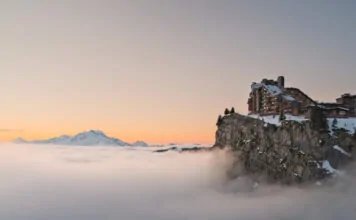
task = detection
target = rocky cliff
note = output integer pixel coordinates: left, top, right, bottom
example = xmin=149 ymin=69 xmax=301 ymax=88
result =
xmin=214 ymin=113 xmax=355 ymax=184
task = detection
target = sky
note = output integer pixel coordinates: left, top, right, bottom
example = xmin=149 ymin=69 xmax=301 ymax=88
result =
xmin=0 ymin=0 xmax=356 ymax=143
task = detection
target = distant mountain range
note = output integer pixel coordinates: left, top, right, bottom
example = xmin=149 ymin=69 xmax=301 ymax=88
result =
xmin=13 ymin=130 xmax=149 ymax=147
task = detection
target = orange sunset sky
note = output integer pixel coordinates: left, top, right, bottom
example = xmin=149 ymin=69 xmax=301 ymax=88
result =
xmin=1 ymin=1 xmax=356 ymax=144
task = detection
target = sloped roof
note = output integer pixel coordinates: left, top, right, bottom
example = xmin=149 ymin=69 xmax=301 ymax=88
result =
xmin=252 ymin=83 xmax=282 ymax=96
xmin=251 ymin=83 xmax=295 ymax=101
xmin=285 ymin=87 xmax=317 ymax=104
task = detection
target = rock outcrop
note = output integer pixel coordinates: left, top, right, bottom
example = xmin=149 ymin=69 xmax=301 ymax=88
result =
xmin=214 ymin=113 xmax=355 ymax=184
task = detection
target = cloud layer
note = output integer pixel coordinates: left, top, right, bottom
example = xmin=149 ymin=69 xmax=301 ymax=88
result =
xmin=0 ymin=144 xmax=355 ymax=220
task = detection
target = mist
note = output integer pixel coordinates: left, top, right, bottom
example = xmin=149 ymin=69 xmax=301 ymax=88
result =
xmin=0 ymin=143 xmax=355 ymax=220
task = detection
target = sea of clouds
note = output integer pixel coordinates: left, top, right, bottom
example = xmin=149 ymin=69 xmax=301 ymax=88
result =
xmin=0 ymin=143 xmax=355 ymax=220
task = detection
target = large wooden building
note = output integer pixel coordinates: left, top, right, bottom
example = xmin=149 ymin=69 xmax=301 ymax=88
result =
xmin=247 ymin=76 xmax=356 ymax=118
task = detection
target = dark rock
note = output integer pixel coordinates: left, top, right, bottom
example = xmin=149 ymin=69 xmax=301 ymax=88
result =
xmin=214 ymin=114 xmax=355 ymax=184
xmin=153 ymin=146 xmax=212 ymax=153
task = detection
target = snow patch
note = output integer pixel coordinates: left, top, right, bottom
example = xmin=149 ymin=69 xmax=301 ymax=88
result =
xmin=248 ymin=114 xmax=307 ymax=126
xmin=327 ymin=118 xmax=356 ymax=134
xmin=282 ymin=94 xmax=295 ymax=101
xmin=322 ymin=160 xmax=338 ymax=174
xmin=333 ymin=145 xmax=352 ymax=157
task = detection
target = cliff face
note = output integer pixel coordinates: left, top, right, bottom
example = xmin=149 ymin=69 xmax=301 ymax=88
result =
xmin=214 ymin=113 xmax=355 ymax=184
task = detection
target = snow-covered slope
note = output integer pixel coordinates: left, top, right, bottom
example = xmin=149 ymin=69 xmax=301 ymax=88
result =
xmin=247 ymin=114 xmax=308 ymax=126
xmin=327 ymin=118 xmax=356 ymax=134
xmin=247 ymin=114 xmax=356 ymax=134
xmin=13 ymin=130 xmax=149 ymax=147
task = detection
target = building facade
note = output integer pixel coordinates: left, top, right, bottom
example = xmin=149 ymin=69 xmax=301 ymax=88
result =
xmin=336 ymin=93 xmax=356 ymax=116
xmin=248 ymin=76 xmax=302 ymax=116
xmin=248 ymin=76 xmax=355 ymax=118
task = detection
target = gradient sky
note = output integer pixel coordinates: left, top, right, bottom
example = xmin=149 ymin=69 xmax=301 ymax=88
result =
xmin=1 ymin=0 xmax=356 ymax=144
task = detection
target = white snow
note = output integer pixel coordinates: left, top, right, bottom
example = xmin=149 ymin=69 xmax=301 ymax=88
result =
xmin=333 ymin=145 xmax=352 ymax=157
xmin=248 ymin=114 xmax=307 ymax=126
xmin=249 ymin=114 xmax=356 ymax=134
xmin=308 ymin=160 xmax=318 ymax=166
xmin=251 ymin=83 xmax=295 ymax=102
xmin=282 ymin=94 xmax=295 ymax=101
xmin=327 ymin=117 xmax=356 ymax=134
xmin=322 ymin=160 xmax=338 ymax=174
xmin=14 ymin=130 xmax=134 ymax=146
xmin=252 ymin=83 xmax=282 ymax=96
xmin=264 ymin=85 xmax=282 ymax=95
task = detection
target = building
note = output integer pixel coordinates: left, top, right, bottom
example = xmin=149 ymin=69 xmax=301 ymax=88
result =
xmin=317 ymin=102 xmax=350 ymax=118
xmin=248 ymin=76 xmax=303 ymax=116
xmin=336 ymin=93 xmax=356 ymax=116
xmin=248 ymin=76 xmax=355 ymax=118
xmin=284 ymin=88 xmax=316 ymax=114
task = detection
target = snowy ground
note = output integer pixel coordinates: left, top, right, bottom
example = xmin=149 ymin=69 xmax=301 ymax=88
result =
xmin=327 ymin=118 xmax=356 ymax=134
xmin=0 ymin=143 xmax=356 ymax=220
xmin=248 ymin=114 xmax=356 ymax=134
xmin=248 ymin=114 xmax=308 ymax=126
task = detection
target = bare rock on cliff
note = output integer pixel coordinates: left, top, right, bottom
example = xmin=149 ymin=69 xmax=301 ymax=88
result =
xmin=214 ymin=113 xmax=354 ymax=184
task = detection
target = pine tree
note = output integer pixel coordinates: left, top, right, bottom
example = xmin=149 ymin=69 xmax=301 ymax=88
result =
xmin=279 ymin=112 xmax=286 ymax=121
xmin=230 ymin=107 xmax=235 ymax=114
xmin=332 ymin=118 xmax=338 ymax=131
xmin=224 ymin=108 xmax=230 ymax=115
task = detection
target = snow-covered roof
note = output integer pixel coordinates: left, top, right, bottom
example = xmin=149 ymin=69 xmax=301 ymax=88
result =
xmin=283 ymin=94 xmax=295 ymax=101
xmin=251 ymin=83 xmax=295 ymax=101
xmin=251 ymin=83 xmax=282 ymax=96
xmin=333 ymin=145 xmax=352 ymax=157
xmin=318 ymin=104 xmax=349 ymax=111
xmin=335 ymin=107 xmax=350 ymax=111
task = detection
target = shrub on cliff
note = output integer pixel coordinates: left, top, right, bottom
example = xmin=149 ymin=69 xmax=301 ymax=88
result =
xmin=230 ymin=107 xmax=235 ymax=114
xmin=224 ymin=108 xmax=230 ymax=115
xmin=332 ymin=118 xmax=338 ymax=133
xmin=279 ymin=112 xmax=286 ymax=121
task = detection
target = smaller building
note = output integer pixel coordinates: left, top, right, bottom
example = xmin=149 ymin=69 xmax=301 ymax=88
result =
xmin=317 ymin=103 xmax=350 ymax=118
xmin=336 ymin=93 xmax=356 ymax=116
xmin=285 ymin=88 xmax=316 ymax=114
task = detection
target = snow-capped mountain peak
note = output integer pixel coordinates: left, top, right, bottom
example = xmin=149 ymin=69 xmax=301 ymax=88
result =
xmin=13 ymin=130 xmax=149 ymax=147
xmin=88 ymin=130 xmax=106 ymax=136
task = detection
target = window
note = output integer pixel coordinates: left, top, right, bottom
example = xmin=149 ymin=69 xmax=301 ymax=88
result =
xmin=340 ymin=111 xmax=346 ymax=116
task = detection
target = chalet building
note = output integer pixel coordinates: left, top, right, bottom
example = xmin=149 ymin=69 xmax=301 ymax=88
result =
xmin=284 ymin=88 xmax=316 ymax=113
xmin=336 ymin=93 xmax=356 ymax=116
xmin=248 ymin=76 xmax=356 ymax=118
xmin=317 ymin=103 xmax=350 ymax=118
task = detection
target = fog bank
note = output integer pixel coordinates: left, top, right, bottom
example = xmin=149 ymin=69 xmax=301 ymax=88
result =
xmin=0 ymin=143 xmax=355 ymax=220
